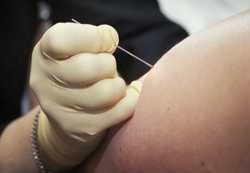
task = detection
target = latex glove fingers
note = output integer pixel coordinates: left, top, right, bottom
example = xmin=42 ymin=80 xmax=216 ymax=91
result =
xmin=37 ymin=77 xmax=127 ymax=113
xmin=40 ymin=23 xmax=118 ymax=59
xmin=42 ymin=53 xmax=117 ymax=86
xmin=39 ymin=80 xmax=142 ymax=137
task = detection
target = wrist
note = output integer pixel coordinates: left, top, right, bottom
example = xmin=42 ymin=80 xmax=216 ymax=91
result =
xmin=38 ymin=109 xmax=105 ymax=171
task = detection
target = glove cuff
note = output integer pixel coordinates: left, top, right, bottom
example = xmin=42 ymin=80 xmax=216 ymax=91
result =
xmin=38 ymin=109 xmax=105 ymax=171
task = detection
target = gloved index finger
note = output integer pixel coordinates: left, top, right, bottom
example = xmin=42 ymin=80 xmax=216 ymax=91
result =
xmin=39 ymin=22 xmax=119 ymax=60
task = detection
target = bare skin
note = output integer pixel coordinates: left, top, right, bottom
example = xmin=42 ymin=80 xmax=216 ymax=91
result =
xmin=0 ymin=108 xmax=38 ymax=173
xmin=80 ymin=11 xmax=250 ymax=173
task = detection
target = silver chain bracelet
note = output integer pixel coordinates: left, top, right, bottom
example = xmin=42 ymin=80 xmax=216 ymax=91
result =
xmin=31 ymin=110 xmax=53 ymax=173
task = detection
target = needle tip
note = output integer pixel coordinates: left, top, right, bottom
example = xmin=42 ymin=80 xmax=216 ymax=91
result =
xmin=71 ymin=18 xmax=80 ymax=24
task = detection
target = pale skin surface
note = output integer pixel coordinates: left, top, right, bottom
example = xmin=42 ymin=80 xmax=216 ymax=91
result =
xmin=0 ymin=108 xmax=39 ymax=173
xmin=80 ymin=11 xmax=250 ymax=173
xmin=1 ymin=11 xmax=250 ymax=173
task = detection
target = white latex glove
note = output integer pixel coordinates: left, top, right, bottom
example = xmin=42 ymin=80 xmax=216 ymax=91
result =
xmin=30 ymin=23 xmax=142 ymax=171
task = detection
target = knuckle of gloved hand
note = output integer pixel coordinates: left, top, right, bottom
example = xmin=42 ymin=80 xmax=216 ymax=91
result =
xmin=40 ymin=23 xmax=66 ymax=58
xmin=29 ymin=76 xmax=47 ymax=101
xmin=58 ymin=119 xmax=101 ymax=137
xmin=97 ymin=24 xmax=119 ymax=53
xmin=84 ymin=128 xmax=101 ymax=136
xmin=93 ymin=78 xmax=126 ymax=108
xmin=29 ymin=73 xmax=38 ymax=91
xmin=84 ymin=123 xmax=106 ymax=136
xmin=39 ymin=98 xmax=57 ymax=118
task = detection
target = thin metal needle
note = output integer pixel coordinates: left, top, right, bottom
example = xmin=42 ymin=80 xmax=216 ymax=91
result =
xmin=71 ymin=18 xmax=80 ymax=24
xmin=117 ymin=46 xmax=153 ymax=68
xmin=71 ymin=18 xmax=153 ymax=68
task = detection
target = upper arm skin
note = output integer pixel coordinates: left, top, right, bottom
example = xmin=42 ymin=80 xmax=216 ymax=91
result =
xmin=80 ymin=11 xmax=250 ymax=173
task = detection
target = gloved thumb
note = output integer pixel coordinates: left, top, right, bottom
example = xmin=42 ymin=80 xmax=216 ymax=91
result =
xmin=97 ymin=80 xmax=143 ymax=131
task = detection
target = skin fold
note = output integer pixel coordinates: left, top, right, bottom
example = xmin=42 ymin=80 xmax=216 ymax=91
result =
xmin=80 ymin=11 xmax=250 ymax=173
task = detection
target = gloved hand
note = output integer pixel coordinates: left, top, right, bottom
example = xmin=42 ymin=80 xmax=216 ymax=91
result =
xmin=30 ymin=22 xmax=142 ymax=171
